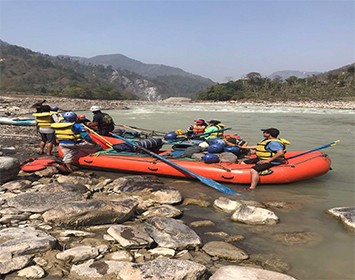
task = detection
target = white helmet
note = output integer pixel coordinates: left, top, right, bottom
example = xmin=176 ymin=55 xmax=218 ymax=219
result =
xmin=90 ymin=105 xmax=101 ymax=112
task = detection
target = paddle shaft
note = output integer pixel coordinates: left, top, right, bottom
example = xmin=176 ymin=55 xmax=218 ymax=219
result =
xmin=83 ymin=125 xmax=113 ymax=148
xmin=285 ymin=140 xmax=339 ymax=160
xmin=117 ymin=123 xmax=166 ymax=135
xmin=110 ymin=133 xmax=239 ymax=195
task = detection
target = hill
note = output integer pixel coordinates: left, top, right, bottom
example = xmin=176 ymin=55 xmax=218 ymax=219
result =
xmin=0 ymin=40 xmax=214 ymax=100
xmin=197 ymin=64 xmax=355 ymax=101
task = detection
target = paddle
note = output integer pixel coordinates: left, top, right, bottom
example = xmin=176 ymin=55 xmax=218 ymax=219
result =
xmin=117 ymin=123 xmax=166 ymax=135
xmin=83 ymin=125 xmax=113 ymax=149
xmin=285 ymin=140 xmax=340 ymax=160
xmin=110 ymin=132 xmax=240 ymax=195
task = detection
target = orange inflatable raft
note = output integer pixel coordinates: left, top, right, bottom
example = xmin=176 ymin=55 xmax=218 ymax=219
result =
xmin=61 ymin=135 xmax=332 ymax=185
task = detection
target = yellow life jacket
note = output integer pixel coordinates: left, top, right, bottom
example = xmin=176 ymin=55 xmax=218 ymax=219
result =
xmin=255 ymin=138 xmax=290 ymax=160
xmin=208 ymin=124 xmax=225 ymax=138
xmin=32 ymin=112 xmax=55 ymax=128
xmin=51 ymin=122 xmax=82 ymax=141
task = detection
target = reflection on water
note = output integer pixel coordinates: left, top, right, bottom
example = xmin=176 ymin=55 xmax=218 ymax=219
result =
xmin=88 ymin=103 xmax=354 ymax=280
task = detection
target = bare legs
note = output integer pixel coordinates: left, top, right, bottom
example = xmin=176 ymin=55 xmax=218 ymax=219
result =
xmin=249 ymin=169 xmax=260 ymax=190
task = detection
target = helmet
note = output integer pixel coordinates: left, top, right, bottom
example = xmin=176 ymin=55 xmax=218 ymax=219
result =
xmin=211 ymin=139 xmax=226 ymax=146
xmin=198 ymin=141 xmax=209 ymax=149
xmin=164 ymin=132 xmax=177 ymax=141
xmin=202 ymin=153 xmax=220 ymax=164
xmin=50 ymin=106 xmax=59 ymax=112
xmin=63 ymin=112 xmax=77 ymax=122
xmin=224 ymin=146 xmax=240 ymax=155
xmin=77 ymin=114 xmax=86 ymax=119
xmin=90 ymin=105 xmax=101 ymax=112
xmin=207 ymin=143 xmax=224 ymax=153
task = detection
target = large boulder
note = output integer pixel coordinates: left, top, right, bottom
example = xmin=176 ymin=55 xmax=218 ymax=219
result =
xmin=0 ymin=157 xmax=20 ymax=184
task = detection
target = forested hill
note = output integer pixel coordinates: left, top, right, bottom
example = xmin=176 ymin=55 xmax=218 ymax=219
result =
xmin=197 ymin=64 xmax=355 ymax=101
xmin=0 ymin=41 xmax=214 ymax=100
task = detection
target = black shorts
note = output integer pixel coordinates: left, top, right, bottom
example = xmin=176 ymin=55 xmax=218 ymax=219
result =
xmin=40 ymin=132 xmax=56 ymax=144
xmin=244 ymin=158 xmax=276 ymax=172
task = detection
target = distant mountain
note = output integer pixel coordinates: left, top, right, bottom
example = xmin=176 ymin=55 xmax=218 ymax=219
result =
xmin=268 ymin=70 xmax=321 ymax=80
xmin=73 ymin=54 xmax=215 ymax=96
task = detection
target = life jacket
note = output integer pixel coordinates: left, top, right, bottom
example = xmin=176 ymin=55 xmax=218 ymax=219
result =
xmin=223 ymin=134 xmax=248 ymax=147
xmin=51 ymin=122 xmax=82 ymax=141
xmin=103 ymin=113 xmax=114 ymax=126
xmin=192 ymin=124 xmax=206 ymax=134
xmin=32 ymin=112 xmax=55 ymax=128
xmin=255 ymin=138 xmax=290 ymax=161
xmin=208 ymin=123 xmax=225 ymax=138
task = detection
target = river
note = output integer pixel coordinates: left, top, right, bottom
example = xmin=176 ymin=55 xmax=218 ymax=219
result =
xmin=83 ymin=102 xmax=354 ymax=280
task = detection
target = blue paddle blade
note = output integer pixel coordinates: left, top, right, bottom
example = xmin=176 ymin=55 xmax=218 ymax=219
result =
xmin=196 ymin=176 xmax=239 ymax=195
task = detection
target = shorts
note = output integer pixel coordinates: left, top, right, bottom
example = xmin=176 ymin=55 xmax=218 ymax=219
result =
xmin=40 ymin=132 xmax=56 ymax=144
xmin=243 ymin=158 xmax=277 ymax=172
xmin=60 ymin=142 xmax=100 ymax=163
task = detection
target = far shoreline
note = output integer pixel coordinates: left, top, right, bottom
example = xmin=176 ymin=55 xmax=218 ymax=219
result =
xmin=0 ymin=94 xmax=354 ymax=116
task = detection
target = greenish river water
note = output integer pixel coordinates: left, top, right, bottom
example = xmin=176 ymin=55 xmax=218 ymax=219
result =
xmin=82 ymin=103 xmax=354 ymax=280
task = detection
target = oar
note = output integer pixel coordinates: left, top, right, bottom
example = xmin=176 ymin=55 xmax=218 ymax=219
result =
xmin=110 ymin=132 xmax=240 ymax=195
xmin=83 ymin=125 xmax=113 ymax=148
xmin=117 ymin=123 xmax=166 ymax=135
xmin=285 ymin=140 xmax=339 ymax=160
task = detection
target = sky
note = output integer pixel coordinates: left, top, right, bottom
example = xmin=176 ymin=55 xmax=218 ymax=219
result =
xmin=0 ymin=0 xmax=354 ymax=82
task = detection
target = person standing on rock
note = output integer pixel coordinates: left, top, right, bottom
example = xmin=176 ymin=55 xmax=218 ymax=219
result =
xmin=51 ymin=112 xmax=100 ymax=173
xmin=87 ymin=106 xmax=115 ymax=136
xmin=32 ymin=104 xmax=60 ymax=156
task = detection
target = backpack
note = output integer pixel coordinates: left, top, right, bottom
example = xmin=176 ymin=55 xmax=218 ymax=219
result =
xmin=103 ymin=113 xmax=114 ymax=125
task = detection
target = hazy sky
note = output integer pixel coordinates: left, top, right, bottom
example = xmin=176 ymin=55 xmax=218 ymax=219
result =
xmin=0 ymin=0 xmax=354 ymax=82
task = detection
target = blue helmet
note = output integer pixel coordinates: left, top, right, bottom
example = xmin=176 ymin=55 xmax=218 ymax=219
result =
xmin=164 ymin=132 xmax=177 ymax=141
xmin=224 ymin=146 xmax=240 ymax=155
xmin=202 ymin=153 xmax=220 ymax=163
xmin=50 ymin=106 xmax=59 ymax=112
xmin=211 ymin=139 xmax=226 ymax=146
xmin=207 ymin=143 xmax=224 ymax=153
xmin=63 ymin=112 xmax=77 ymax=122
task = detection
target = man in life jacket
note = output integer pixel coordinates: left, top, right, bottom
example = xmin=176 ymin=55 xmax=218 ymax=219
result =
xmin=186 ymin=119 xmax=207 ymax=138
xmin=87 ymin=106 xmax=115 ymax=136
xmin=51 ymin=112 xmax=100 ymax=173
xmin=32 ymin=104 xmax=60 ymax=156
xmin=202 ymin=120 xmax=225 ymax=139
xmin=242 ymin=128 xmax=290 ymax=190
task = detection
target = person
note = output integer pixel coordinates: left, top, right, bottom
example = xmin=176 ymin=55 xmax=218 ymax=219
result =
xmin=202 ymin=120 xmax=225 ymax=139
xmin=32 ymin=104 xmax=60 ymax=156
xmin=242 ymin=128 xmax=290 ymax=190
xmin=51 ymin=112 xmax=100 ymax=173
xmin=77 ymin=114 xmax=91 ymax=125
xmin=186 ymin=119 xmax=208 ymax=138
xmin=87 ymin=106 xmax=115 ymax=136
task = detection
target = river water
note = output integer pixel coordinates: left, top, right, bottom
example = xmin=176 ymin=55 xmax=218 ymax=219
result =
xmin=83 ymin=102 xmax=354 ymax=280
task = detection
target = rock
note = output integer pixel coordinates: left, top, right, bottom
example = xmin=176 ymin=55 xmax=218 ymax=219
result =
xmin=107 ymin=225 xmax=154 ymax=249
xmin=328 ymin=206 xmax=355 ymax=229
xmin=182 ymin=198 xmax=211 ymax=207
xmin=271 ymin=231 xmax=323 ymax=246
xmin=144 ymin=217 xmax=202 ymax=250
xmin=117 ymin=258 xmax=207 ymax=280
xmin=0 ymin=255 xmax=31 ymax=275
xmin=43 ymin=198 xmax=138 ymax=227
xmin=210 ymin=265 xmax=296 ymax=280
xmin=108 ymin=250 xmax=133 ymax=262
xmin=148 ymin=247 xmax=175 ymax=258
xmin=106 ymin=175 xmax=164 ymax=192
xmin=0 ymin=179 xmax=32 ymax=192
xmin=17 ymin=265 xmax=46 ymax=278
xmin=70 ymin=259 xmax=131 ymax=279
xmin=140 ymin=204 xmax=182 ymax=219
xmin=231 ymin=204 xmax=279 ymax=225
xmin=190 ymin=220 xmax=216 ymax=227
xmin=202 ymin=241 xmax=249 ymax=261
xmin=7 ymin=191 xmax=85 ymax=213
xmin=0 ymin=156 xmax=20 ymax=184
xmin=213 ymin=197 xmax=242 ymax=213
xmin=56 ymin=246 xmax=100 ymax=263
